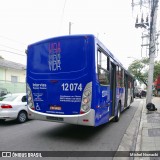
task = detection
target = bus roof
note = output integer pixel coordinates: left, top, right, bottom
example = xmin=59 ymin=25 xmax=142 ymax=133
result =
xmin=27 ymin=34 xmax=133 ymax=78
xmin=28 ymin=34 xmax=95 ymax=47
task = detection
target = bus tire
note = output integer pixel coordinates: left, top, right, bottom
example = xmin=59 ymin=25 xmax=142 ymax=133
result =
xmin=114 ymin=102 xmax=121 ymax=122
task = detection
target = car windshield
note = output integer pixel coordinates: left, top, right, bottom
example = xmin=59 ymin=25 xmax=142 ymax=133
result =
xmin=2 ymin=95 xmax=19 ymax=102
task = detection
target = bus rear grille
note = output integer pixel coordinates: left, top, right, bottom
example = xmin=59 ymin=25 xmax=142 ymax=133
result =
xmin=46 ymin=116 xmax=63 ymax=121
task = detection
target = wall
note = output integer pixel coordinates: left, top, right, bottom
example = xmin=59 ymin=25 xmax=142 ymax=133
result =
xmin=0 ymin=67 xmax=26 ymax=93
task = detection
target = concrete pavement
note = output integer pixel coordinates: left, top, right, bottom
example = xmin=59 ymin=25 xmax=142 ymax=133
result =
xmin=136 ymin=97 xmax=160 ymax=151
xmin=114 ymin=97 xmax=160 ymax=160
xmin=134 ymin=97 xmax=160 ymax=160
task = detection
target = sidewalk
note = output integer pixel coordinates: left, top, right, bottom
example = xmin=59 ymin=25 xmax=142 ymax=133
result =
xmin=134 ymin=97 xmax=160 ymax=160
xmin=114 ymin=97 xmax=160 ymax=160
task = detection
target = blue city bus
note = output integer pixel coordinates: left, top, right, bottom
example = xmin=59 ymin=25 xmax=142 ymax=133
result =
xmin=27 ymin=34 xmax=134 ymax=127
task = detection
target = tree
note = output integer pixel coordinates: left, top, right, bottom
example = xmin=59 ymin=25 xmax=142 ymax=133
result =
xmin=128 ymin=58 xmax=149 ymax=86
xmin=128 ymin=58 xmax=160 ymax=86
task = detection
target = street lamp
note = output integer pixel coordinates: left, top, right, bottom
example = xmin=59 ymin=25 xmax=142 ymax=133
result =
xmin=69 ymin=22 xmax=73 ymax=35
xmin=127 ymin=56 xmax=140 ymax=63
xmin=127 ymin=56 xmax=138 ymax=60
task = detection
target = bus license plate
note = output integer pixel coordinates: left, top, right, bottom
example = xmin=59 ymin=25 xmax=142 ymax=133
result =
xmin=50 ymin=106 xmax=61 ymax=111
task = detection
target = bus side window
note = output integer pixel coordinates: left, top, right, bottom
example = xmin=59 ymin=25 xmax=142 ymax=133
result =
xmin=97 ymin=49 xmax=110 ymax=85
xmin=121 ymin=69 xmax=124 ymax=87
xmin=119 ymin=67 xmax=124 ymax=87
xmin=117 ymin=66 xmax=121 ymax=87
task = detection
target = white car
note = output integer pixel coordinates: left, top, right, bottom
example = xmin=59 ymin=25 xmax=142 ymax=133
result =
xmin=0 ymin=93 xmax=28 ymax=123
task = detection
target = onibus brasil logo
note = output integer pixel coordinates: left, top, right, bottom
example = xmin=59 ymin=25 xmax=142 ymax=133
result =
xmin=48 ymin=42 xmax=61 ymax=71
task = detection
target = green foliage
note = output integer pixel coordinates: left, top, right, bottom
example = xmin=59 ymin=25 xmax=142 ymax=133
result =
xmin=127 ymin=58 xmax=160 ymax=86
xmin=128 ymin=58 xmax=149 ymax=86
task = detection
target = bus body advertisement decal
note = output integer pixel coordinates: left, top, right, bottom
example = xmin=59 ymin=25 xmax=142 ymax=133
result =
xmin=32 ymin=83 xmax=47 ymax=90
xmin=60 ymin=95 xmax=81 ymax=103
xmin=48 ymin=42 xmax=61 ymax=71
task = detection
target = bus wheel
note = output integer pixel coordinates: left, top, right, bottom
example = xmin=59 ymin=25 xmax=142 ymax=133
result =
xmin=114 ymin=103 xmax=121 ymax=122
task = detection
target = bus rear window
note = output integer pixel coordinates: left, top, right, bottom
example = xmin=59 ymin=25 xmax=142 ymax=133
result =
xmin=29 ymin=38 xmax=87 ymax=73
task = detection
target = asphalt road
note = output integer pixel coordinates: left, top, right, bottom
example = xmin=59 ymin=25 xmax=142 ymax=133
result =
xmin=0 ymin=99 xmax=141 ymax=160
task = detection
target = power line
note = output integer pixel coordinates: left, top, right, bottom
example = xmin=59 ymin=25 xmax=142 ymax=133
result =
xmin=0 ymin=44 xmax=24 ymax=53
xmin=0 ymin=50 xmax=26 ymax=57
xmin=0 ymin=35 xmax=27 ymax=46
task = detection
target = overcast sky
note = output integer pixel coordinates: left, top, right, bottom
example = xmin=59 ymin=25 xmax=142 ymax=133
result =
xmin=0 ymin=0 xmax=159 ymax=68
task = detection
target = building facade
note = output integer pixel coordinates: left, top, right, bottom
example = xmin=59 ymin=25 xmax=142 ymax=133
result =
xmin=0 ymin=57 xmax=26 ymax=94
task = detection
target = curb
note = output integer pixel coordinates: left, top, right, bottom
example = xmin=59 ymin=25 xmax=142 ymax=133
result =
xmin=113 ymin=99 xmax=144 ymax=160
xmin=135 ymin=99 xmax=146 ymax=151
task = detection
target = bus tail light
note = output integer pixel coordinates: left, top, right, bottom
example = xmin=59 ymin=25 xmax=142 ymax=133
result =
xmin=27 ymin=83 xmax=35 ymax=110
xmin=80 ymin=82 xmax=92 ymax=114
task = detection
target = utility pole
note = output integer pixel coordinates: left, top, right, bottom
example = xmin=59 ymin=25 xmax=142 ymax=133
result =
xmin=132 ymin=0 xmax=159 ymax=107
xmin=146 ymin=0 xmax=159 ymax=105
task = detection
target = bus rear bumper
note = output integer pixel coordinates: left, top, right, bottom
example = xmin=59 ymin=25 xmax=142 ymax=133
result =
xmin=28 ymin=109 xmax=95 ymax=126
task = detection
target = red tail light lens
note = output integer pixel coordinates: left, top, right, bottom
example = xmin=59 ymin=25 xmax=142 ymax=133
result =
xmin=1 ymin=104 xmax=12 ymax=109
xmin=80 ymin=111 xmax=85 ymax=114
